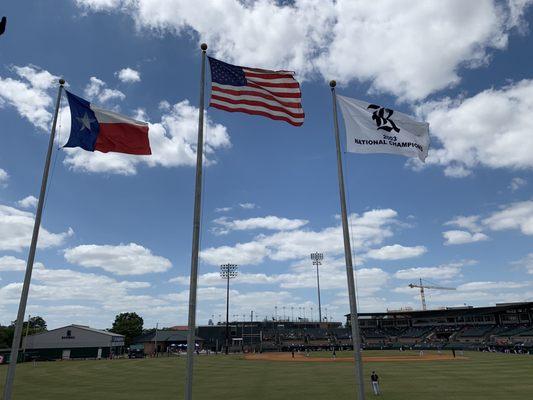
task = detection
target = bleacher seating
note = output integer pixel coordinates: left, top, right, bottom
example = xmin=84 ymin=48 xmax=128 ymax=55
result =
xmin=459 ymin=326 xmax=494 ymax=337
xmin=400 ymin=327 xmax=430 ymax=338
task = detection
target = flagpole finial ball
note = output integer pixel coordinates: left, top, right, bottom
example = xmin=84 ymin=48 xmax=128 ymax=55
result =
xmin=201 ymin=43 xmax=207 ymax=51
xmin=329 ymin=80 xmax=336 ymax=88
xmin=59 ymin=78 xmax=65 ymax=85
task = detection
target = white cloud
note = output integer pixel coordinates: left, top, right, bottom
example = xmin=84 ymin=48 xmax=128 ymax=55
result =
xmin=64 ymin=243 xmax=172 ymax=275
xmin=0 ymin=256 xmax=26 ymax=271
xmin=75 ymin=0 xmax=532 ymax=101
xmin=84 ymin=76 xmax=125 ymax=104
xmin=61 ymin=99 xmax=231 ymax=175
xmin=444 ymin=215 xmax=483 ymax=232
xmin=443 ymin=230 xmax=489 ymax=245
xmin=0 ymin=65 xmax=59 ymax=130
xmin=116 ymin=67 xmax=141 ymax=83
xmin=170 ymin=272 xmax=281 ymax=286
xmin=201 ymin=208 xmax=401 ymax=265
xmin=239 ymin=203 xmax=256 ymax=210
xmin=513 ymin=253 xmax=533 ymax=275
xmin=0 ymin=265 xmax=159 ymax=323
xmin=394 ymin=260 xmax=475 ymax=280
xmin=214 ymin=206 xmax=232 ymax=213
xmin=200 ymin=241 xmax=268 ymax=266
xmin=17 ymin=195 xmax=38 ymax=209
xmin=212 ymin=215 xmax=309 ymax=235
xmin=0 ymin=204 xmax=73 ymax=251
xmin=483 ymin=200 xmax=533 ymax=235
xmin=420 ymin=79 xmax=533 ymax=176
xmin=456 ymin=281 xmax=529 ymax=291
xmin=509 ymin=177 xmax=527 ymax=191
xmin=0 ymin=168 xmax=8 ymax=185
xmin=365 ymin=244 xmax=426 ymax=260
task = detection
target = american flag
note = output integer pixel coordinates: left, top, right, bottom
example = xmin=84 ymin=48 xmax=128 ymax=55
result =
xmin=208 ymin=57 xmax=304 ymax=126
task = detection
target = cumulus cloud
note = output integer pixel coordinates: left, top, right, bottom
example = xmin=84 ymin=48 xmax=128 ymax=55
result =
xmin=201 ymin=208 xmax=411 ymax=266
xmin=64 ymin=243 xmax=172 ymax=275
xmin=74 ymin=0 xmax=532 ymax=101
xmin=61 ymin=99 xmax=231 ymax=175
xmin=116 ymin=67 xmax=141 ymax=83
xmin=0 ymin=65 xmax=59 ymax=130
xmin=483 ymin=200 xmax=533 ymax=235
xmin=0 ymin=168 xmax=8 ymax=185
xmin=0 ymin=256 xmax=27 ymax=272
xmin=0 ymin=265 xmax=161 ymax=323
xmin=239 ymin=203 xmax=257 ymax=210
xmin=365 ymin=244 xmax=426 ymax=260
xmin=509 ymin=177 xmax=527 ymax=191
xmin=211 ymin=215 xmax=309 ymax=235
xmin=445 ymin=215 xmax=483 ymax=233
xmin=394 ymin=260 xmax=476 ymax=280
xmin=513 ymin=253 xmax=533 ymax=275
xmin=17 ymin=195 xmax=38 ymax=209
xmin=0 ymin=204 xmax=73 ymax=251
xmin=214 ymin=206 xmax=232 ymax=213
xmin=419 ymin=80 xmax=533 ymax=176
xmin=84 ymin=76 xmax=126 ymax=104
xmin=443 ymin=230 xmax=489 ymax=245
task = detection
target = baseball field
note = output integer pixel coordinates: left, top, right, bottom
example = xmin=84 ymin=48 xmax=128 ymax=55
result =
xmin=1 ymin=350 xmax=532 ymax=399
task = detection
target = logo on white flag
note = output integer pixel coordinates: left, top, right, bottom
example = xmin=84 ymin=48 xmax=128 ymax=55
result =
xmin=367 ymin=104 xmax=400 ymax=133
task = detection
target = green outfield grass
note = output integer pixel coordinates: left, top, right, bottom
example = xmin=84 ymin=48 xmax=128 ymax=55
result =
xmin=1 ymin=350 xmax=532 ymax=399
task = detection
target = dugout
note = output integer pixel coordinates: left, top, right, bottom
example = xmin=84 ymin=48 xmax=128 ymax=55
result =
xmin=22 ymin=324 xmax=125 ymax=361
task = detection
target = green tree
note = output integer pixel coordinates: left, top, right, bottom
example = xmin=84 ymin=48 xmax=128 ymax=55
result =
xmin=110 ymin=312 xmax=143 ymax=345
xmin=0 ymin=325 xmax=14 ymax=348
xmin=10 ymin=316 xmax=47 ymax=334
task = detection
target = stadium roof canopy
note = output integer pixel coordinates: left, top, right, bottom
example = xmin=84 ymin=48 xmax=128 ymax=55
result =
xmin=347 ymin=302 xmax=533 ymax=319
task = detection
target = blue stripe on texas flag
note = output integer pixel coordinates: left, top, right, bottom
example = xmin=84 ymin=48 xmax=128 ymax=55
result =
xmin=64 ymin=90 xmax=100 ymax=152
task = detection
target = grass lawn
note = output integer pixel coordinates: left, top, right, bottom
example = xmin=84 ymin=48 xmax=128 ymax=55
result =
xmin=1 ymin=350 xmax=532 ymax=399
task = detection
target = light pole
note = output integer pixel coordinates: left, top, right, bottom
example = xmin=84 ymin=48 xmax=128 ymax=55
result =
xmin=220 ymin=263 xmax=238 ymax=355
xmin=310 ymin=252 xmax=324 ymax=324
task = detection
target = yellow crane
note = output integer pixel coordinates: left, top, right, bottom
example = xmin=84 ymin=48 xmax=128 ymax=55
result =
xmin=408 ymin=278 xmax=456 ymax=310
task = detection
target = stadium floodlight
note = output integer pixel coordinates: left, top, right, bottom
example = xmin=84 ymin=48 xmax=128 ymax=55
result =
xmin=220 ymin=263 xmax=238 ymax=354
xmin=310 ymin=252 xmax=324 ymax=323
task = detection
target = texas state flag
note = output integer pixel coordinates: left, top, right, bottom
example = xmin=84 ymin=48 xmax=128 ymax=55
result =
xmin=64 ymin=90 xmax=151 ymax=155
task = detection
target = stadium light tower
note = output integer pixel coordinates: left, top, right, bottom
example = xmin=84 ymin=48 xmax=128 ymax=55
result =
xmin=220 ymin=263 xmax=238 ymax=354
xmin=310 ymin=252 xmax=324 ymax=323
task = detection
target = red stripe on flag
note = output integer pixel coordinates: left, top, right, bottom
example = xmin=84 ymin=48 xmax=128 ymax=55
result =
xmin=244 ymin=72 xmax=296 ymax=80
xmin=210 ymin=103 xmax=304 ymax=126
xmin=212 ymin=85 xmax=302 ymax=100
xmin=210 ymin=95 xmax=304 ymax=118
xmin=95 ymin=123 xmax=151 ymax=155
xmin=245 ymin=80 xmax=300 ymax=89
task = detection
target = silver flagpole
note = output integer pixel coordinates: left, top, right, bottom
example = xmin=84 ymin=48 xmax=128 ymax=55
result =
xmin=329 ymin=80 xmax=366 ymax=400
xmin=3 ymin=78 xmax=65 ymax=400
xmin=185 ymin=43 xmax=207 ymax=400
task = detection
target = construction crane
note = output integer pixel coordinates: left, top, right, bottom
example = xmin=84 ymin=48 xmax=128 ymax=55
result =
xmin=408 ymin=278 xmax=456 ymax=310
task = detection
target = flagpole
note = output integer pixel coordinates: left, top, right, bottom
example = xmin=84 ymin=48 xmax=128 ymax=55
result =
xmin=3 ymin=78 xmax=65 ymax=400
xmin=185 ymin=43 xmax=207 ymax=400
xmin=329 ymin=80 xmax=366 ymax=400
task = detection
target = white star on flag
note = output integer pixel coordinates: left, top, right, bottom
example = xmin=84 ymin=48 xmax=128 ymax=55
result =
xmin=76 ymin=112 xmax=96 ymax=131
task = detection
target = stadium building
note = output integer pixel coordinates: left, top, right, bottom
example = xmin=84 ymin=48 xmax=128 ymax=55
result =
xmin=196 ymin=302 xmax=533 ymax=352
xmin=131 ymin=329 xmax=203 ymax=355
xmin=22 ymin=324 xmax=125 ymax=361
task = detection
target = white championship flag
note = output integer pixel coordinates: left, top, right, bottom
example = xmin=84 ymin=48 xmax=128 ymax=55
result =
xmin=337 ymin=95 xmax=430 ymax=161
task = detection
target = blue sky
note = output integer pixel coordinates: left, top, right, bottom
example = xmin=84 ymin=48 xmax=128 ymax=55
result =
xmin=0 ymin=0 xmax=532 ymax=330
